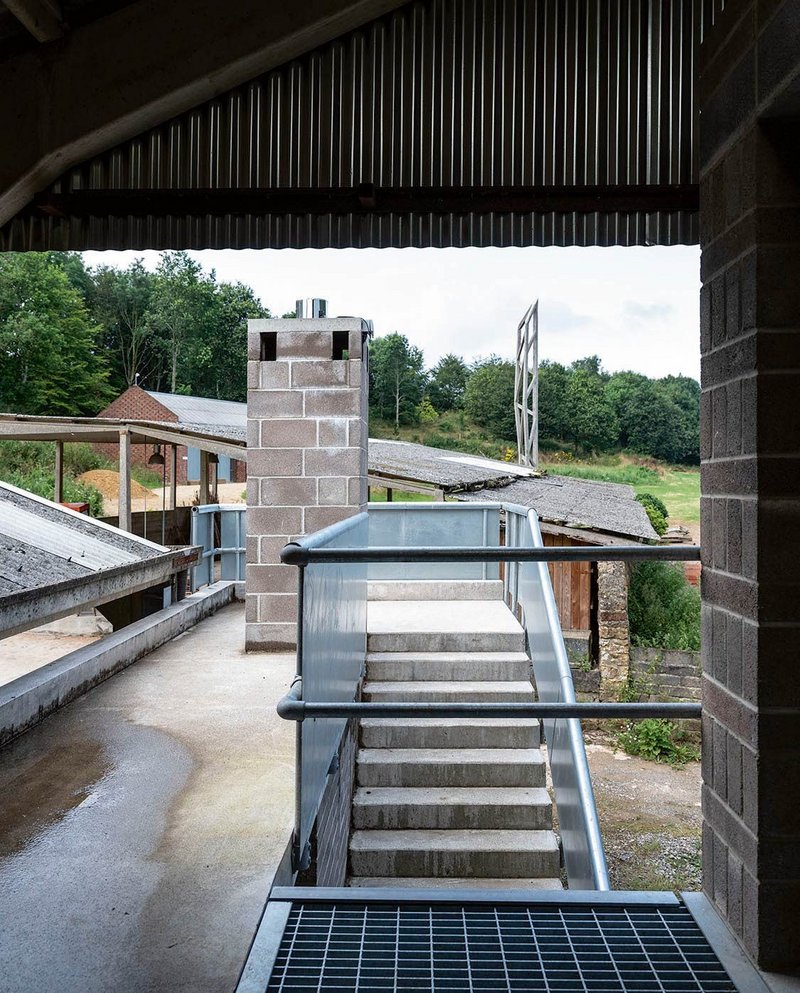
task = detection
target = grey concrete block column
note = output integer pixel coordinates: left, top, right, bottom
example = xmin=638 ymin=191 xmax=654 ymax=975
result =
xmin=245 ymin=317 xmax=370 ymax=650
xmin=699 ymin=0 xmax=800 ymax=971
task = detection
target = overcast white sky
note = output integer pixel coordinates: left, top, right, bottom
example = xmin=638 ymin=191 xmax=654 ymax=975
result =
xmin=82 ymin=245 xmax=701 ymax=379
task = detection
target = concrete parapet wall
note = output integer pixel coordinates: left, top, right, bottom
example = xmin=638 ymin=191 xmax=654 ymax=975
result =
xmin=0 ymin=581 xmax=239 ymax=745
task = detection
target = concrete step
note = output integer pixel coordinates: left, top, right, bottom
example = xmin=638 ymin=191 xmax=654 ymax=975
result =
xmin=366 ymin=651 xmax=531 ymax=682
xmin=360 ymin=717 xmax=540 ymax=749
xmin=367 ymin=600 xmax=525 ymax=653
xmin=362 ymin=680 xmax=535 ymax=704
xmin=349 ymin=829 xmax=561 ymax=879
xmin=352 ymin=786 xmax=552 ymax=830
xmin=357 ymin=748 xmax=546 ymax=788
xmin=348 ymin=876 xmax=563 ymax=890
xmin=368 ymin=580 xmax=504 ymax=601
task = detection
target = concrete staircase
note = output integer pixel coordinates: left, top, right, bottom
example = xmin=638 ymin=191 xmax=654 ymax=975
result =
xmin=348 ymin=579 xmax=562 ymax=888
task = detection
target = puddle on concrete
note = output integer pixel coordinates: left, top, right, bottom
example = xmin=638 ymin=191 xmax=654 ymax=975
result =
xmin=0 ymin=738 xmax=109 ymax=859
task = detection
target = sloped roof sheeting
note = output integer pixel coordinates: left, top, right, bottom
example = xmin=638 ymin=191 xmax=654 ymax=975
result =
xmin=2 ymin=0 xmax=699 ymax=251
xmin=368 ymin=438 xmax=657 ymax=540
xmin=0 ymin=481 xmax=165 ymax=596
xmin=458 ymin=476 xmax=658 ymax=541
xmin=145 ymin=392 xmax=246 ymax=429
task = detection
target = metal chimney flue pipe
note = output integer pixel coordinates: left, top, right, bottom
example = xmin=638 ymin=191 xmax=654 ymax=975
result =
xmin=295 ymin=298 xmax=328 ymax=319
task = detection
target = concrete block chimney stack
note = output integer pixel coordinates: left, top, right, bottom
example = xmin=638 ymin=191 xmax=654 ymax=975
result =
xmin=245 ymin=304 xmax=371 ymax=650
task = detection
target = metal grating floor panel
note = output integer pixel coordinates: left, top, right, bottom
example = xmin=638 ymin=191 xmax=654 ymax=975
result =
xmin=265 ymin=902 xmax=737 ymax=992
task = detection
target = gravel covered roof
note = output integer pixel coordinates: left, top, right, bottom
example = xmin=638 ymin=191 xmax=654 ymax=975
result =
xmin=368 ymin=439 xmax=657 ymax=541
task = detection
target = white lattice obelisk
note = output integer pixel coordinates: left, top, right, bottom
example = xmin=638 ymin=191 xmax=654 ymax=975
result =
xmin=514 ymin=301 xmax=538 ymax=468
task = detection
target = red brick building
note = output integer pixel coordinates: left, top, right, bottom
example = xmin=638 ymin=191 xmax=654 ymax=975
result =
xmin=97 ymin=386 xmax=247 ymax=485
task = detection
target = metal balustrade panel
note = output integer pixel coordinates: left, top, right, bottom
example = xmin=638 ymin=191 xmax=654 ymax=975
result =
xmin=298 ymin=514 xmax=368 ymax=861
xmin=367 ymin=503 xmax=500 ymax=581
xmin=504 ymin=506 xmax=608 ymax=890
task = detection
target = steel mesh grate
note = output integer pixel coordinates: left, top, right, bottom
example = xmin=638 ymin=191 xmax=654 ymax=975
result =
xmin=265 ymin=902 xmax=737 ymax=992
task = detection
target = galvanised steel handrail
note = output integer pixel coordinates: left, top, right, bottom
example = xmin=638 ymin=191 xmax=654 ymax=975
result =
xmin=504 ymin=504 xmax=607 ymax=890
xmin=281 ymin=544 xmax=701 ymax=564
xmin=280 ymin=503 xmax=701 ymax=885
xmin=190 ymin=503 xmax=246 ymax=590
xmin=287 ymin=512 xmax=369 ymax=871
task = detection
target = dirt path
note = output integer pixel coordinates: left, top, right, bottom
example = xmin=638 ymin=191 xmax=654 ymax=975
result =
xmin=585 ymin=738 xmax=702 ymax=890
xmin=101 ymin=481 xmax=246 ymax=516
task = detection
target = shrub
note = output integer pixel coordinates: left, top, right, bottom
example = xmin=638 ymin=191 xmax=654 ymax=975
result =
xmin=628 ymin=561 xmax=700 ymax=650
xmin=618 ymin=718 xmax=699 ymax=766
xmin=417 ymin=397 xmax=439 ymax=422
xmin=636 ymin=493 xmax=668 ymax=536
xmin=637 ymin=492 xmax=668 ymax=519
xmin=2 ymin=467 xmax=104 ymax=517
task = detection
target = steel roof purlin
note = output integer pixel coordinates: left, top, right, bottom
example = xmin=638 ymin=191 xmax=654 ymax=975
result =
xmin=1 ymin=0 xmax=701 ymax=251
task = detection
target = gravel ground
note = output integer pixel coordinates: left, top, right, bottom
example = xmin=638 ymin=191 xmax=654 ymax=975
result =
xmin=584 ymin=736 xmax=702 ymax=891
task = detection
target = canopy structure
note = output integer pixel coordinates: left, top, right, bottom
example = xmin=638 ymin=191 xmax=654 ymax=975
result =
xmin=0 ymin=0 xmax=701 ymax=251
xmin=0 ymin=480 xmax=197 ymax=637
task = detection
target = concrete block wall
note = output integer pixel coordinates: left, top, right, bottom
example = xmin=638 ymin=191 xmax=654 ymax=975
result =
xmin=297 ymin=719 xmax=358 ymax=887
xmin=246 ymin=317 xmax=370 ymax=650
xmin=699 ymin=0 xmax=800 ymax=971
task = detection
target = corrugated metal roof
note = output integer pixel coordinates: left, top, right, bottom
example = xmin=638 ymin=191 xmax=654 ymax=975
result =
xmin=1 ymin=0 xmax=700 ymax=251
xmin=145 ymin=391 xmax=246 ymax=429
xmin=0 ymin=481 xmax=168 ymax=597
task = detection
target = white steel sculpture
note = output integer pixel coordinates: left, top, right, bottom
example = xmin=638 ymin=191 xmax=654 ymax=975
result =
xmin=514 ymin=301 xmax=539 ymax=467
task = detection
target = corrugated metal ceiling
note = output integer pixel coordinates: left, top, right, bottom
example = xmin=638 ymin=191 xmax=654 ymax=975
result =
xmin=1 ymin=0 xmax=702 ymax=251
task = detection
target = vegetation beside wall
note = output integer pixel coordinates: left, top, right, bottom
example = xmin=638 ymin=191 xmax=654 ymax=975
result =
xmin=628 ymin=561 xmax=701 ymax=651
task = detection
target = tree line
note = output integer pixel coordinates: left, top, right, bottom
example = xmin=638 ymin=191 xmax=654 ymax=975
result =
xmin=0 ymin=253 xmax=699 ymax=465
xmin=369 ymin=334 xmax=700 ymax=465
xmin=0 ymin=251 xmax=272 ymax=415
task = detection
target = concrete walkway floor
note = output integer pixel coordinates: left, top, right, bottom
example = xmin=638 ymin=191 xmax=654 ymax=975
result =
xmin=0 ymin=602 xmax=296 ymax=993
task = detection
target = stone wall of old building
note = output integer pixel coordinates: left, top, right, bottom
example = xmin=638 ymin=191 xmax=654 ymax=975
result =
xmin=597 ymin=561 xmax=630 ymax=699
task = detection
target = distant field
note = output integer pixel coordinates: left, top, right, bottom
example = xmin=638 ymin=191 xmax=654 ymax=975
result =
xmin=369 ymin=486 xmax=433 ymax=502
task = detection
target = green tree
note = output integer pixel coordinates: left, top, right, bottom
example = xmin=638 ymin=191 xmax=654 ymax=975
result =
xmin=145 ymin=252 xmax=217 ymax=393
xmin=564 ymin=367 xmax=618 ymax=452
xmin=463 ymin=356 xmax=517 ymax=441
xmin=369 ymin=333 xmax=428 ymax=430
xmin=91 ymin=259 xmax=156 ymax=393
xmin=0 ymin=254 xmax=112 ymax=415
xmin=428 ymin=353 xmax=469 ymax=411
xmin=659 ymin=375 xmax=700 ymax=464
xmin=538 ymin=360 xmax=571 ymax=442
xmin=182 ymin=280 xmax=270 ymax=401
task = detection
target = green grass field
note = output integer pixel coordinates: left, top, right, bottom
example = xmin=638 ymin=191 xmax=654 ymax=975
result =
xmin=368 ymin=486 xmax=434 ymax=502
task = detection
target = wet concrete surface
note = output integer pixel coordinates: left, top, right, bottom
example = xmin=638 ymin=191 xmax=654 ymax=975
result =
xmin=0 ymin=602 xmax=296 ymax=993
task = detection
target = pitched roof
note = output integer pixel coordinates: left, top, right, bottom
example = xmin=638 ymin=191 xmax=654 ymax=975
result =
xmin=368 ymin=438 xmax=657 ymax=541
xmin=144 ymin=392 xmax=247 ymax=430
